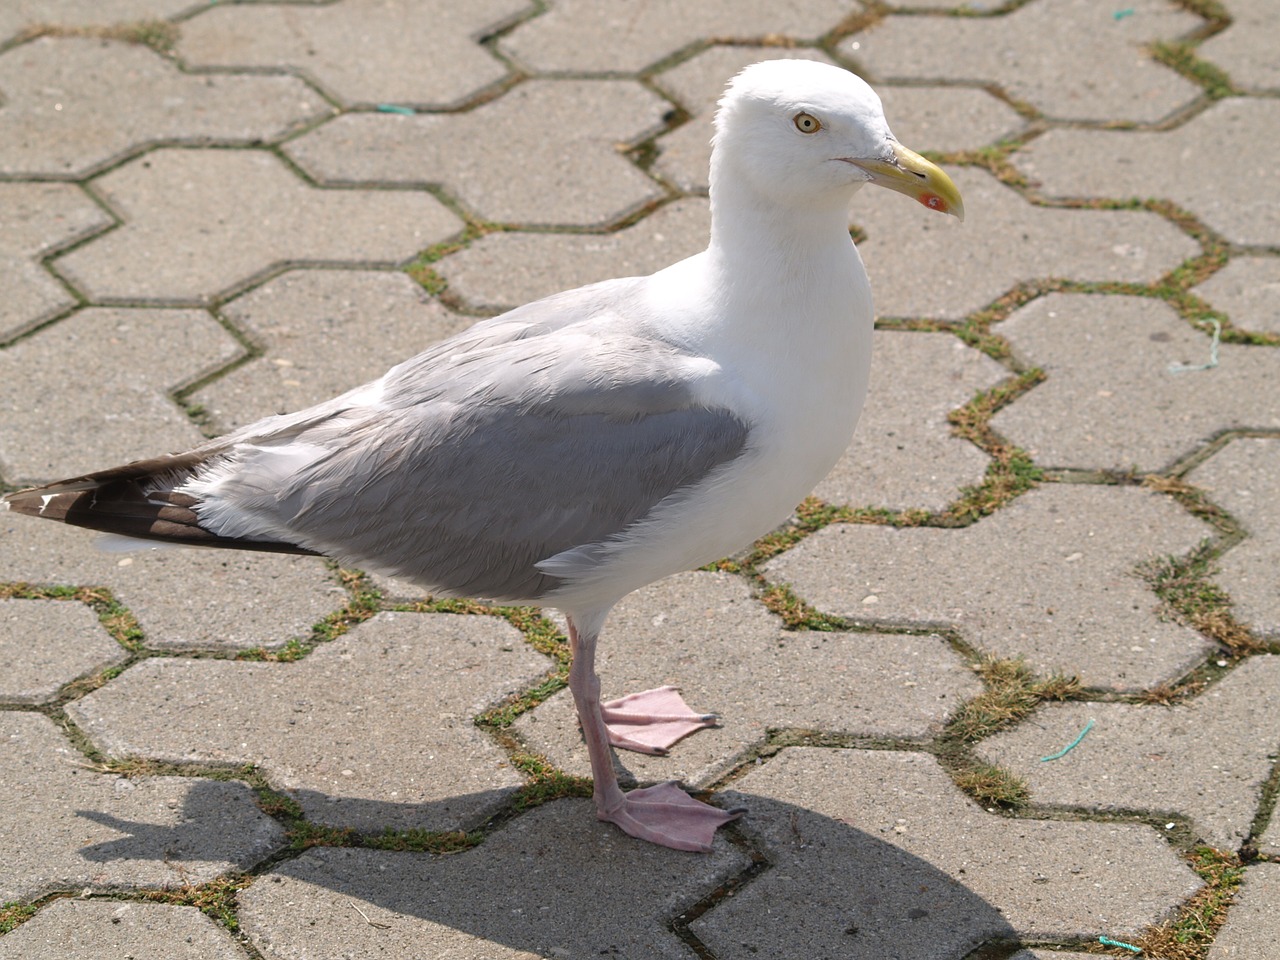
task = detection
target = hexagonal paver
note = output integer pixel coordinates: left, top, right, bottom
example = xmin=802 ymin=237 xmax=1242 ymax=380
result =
xmin=515 ymin=572 xmax=981 ymax=788
xmin=652 ymin=45 xmax=1025 ymax=193
xmin=287 ymin=79 xmax=669 ymax=228
xmin=0 ymin=518 xmax=343 ymax=651
xmin=846 ymin=0 xmax=1202 ymax=123
xmin=0 ymin=711 xmax=284 ymax=902
xmin=1194 ymin=257 xmax=1280 ymax=337
xmin=990 ymin=294 xmax=1280 ymax=473
xmin=240 ymin=800 xmax=750 ymax=960
xmin=977 ymin=656 xmax=1280 ymax=851
xmin=1011 ymin=99 xmax=1280 ymax=246
xmin=1187 ymin=438 xmax=1280 ymax=639
xmin=53 ymin=148 xmax=462 ymax=303
xmin=691 ymin=749 xmax=1201 ymax=956
xmin=0 ymin=182 xmax=111 ymax=341
xmin=0 ymin=599 xmax=125 ymax=705
xmin=0 ymin=0 xmax=195 ymax=47
xmin=0 ymin=900 xmax=245 ymax=960
xmin=765 ymin=484 xmax=1216 ymax=690
xmin=854 ymin=168 xmax=1200 ymax=321
xmin=177 ymin=0 xmax=531 ymax=109
xmin=193 ymin=269 xmax=472 ymax=433
xmin=1207 ymin=862 xmax=1280 ymax=960
xmin=0 ymin=37 xmax=333 ymax=178
xmin=813 ymin=330 xmax=1008 ymax=513
xmin=1199 ymin=0 xmax=1280 ymax=92
xmin=67 ymin=612 xmax=552 ymax=832
xmin=499 ymin=0 xmax=857 ymax=73
xmin=0 ymin=306 xmax=240 ymax=483
xmin=437 ymin=199 xmax=711 ymax=313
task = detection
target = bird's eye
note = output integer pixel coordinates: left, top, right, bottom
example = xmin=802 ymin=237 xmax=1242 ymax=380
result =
xmin=793 ymin=112 xmax=822 ymax=134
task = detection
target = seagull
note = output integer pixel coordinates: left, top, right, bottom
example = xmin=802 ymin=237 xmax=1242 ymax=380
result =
xmin=2 ymin=60 xmax=962 ymax=852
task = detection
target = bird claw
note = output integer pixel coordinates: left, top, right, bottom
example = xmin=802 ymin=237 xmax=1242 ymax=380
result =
xmin=598 ymin=781 xmax=743 ymax=852
xmin=599 ymin=686 xmax=718 ymax=754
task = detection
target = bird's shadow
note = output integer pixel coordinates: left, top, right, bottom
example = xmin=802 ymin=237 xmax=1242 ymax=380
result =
xmin=79 ymin=780 xmax=1018 ymax=959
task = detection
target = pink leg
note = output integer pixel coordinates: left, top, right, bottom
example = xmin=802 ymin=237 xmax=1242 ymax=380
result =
xmin=566 ymin=615 xmax=742 ymax=852
xmin=600 ymin=685 xmax=717 ymax=755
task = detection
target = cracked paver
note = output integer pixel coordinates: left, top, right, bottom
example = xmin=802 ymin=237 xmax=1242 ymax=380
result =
xmin=691 ymin=749 xmax=1201 ymax=957
xmin=977 ymin=656 xmax=1280 ymax=852
xmin=53 ymin=148 xmax=461 ymax=303
xmin=67 ymin=612 xmax=552 ymax=832
xmin=765 ymin=484 xmax=1216 ymax=690
xmin=287 ymin=79 xmax=669 ymax=228
xmin=0 ymin=599 xmax=125 ymax=705
xmin=177 ymin=0 xmax=531 ymax=109
xmin=846 ymin=0 xmax=1202 ymax=123
xmin=1193 ymin=257 xmax=1280 ymax=337
xmin=1199 ymin=0 xmax=1280 ymax=92
xmin=990 ymin=294 xmax=1280 ymax=473
xmin=0 ymin=900 xmax=246 ymax=960
xmin=0 ymin=37 xmax=333 ymax=178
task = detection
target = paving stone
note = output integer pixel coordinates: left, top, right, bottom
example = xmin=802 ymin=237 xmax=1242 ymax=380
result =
xmin=1009 ymin=953 xmax=1095 ymax=960
xmin=1259 ymin=806 xmax=1280 ymax=858
xmin=437 ymin=199 xmax=711 ymax=313
xmin=977 ymin=656 xmax=1280 ymax=852
xmin=515 ymin=572 xmax=981 ymax=788
xmin=1194 ymin=257 xmax=1280 ymax=337
xmin=813 ymin=330 xmax=1007 ymax=513
xmin=0 ymin=0 xmax=195 ymax=47
xmin=0 ymin=306 xmax=240 ymax=483
xmin=54 ymin=148 xmax=461 ymax=303
xmin=499 ymin=0 xmax=856 ymax=73
xmin=854 ymin=167 xmax=1199 ymax=321
xmin=0 ymin=182 xmax=111 ymax=342
xmin=1207 ymin=862 xmax=1280 ymax=960
xmin=990 ymin=294 xmax=1280 ymax=473
xmin=692 ymin=748 xmax=1201 ymax=956
xmin=0 ymin=899 xmax=245 ymax=960
xmin=195 ymin=269 xmax=472 ymax=433
xmin=0 ymin=518 xmax=343 ymax=651
xmin=1199 ymin=0 xmax=1280 ymax=92
xmin=765 ymin=483 xmax=1216 ymax=690
xmin=67 ymin=612 xmax=552 ymax=832
xmin=652 ymin=46 xmax=1024 ymax=193
xmin=0 ymin=599 xmax=125 ymax=705
xmin=1011 ymin=99 xmax=1280 ymax=246
xmin=845 ymin=0 xmax=1202 ymax=123
xmin=1186 ymin=438 xmax=1280 ymax=640
xmin=0 ymin=37 xmax=332 ymax=178
xmin=0 ymin=711 xmax=284 ymax=902
xmin=177 ymin=0 xmax=529 ymax=109
xmin=287 ymin=79 xmax=669 ymax=228
xmin=240 ymin=799 xmax=749 ymax=960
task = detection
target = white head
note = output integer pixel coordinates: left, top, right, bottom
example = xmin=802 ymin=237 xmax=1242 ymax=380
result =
xmin=711 ymin=59 xmax=963 ymax=220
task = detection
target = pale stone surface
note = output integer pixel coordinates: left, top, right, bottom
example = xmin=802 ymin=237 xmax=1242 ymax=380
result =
xmin=437 ymin=199 xmax=711 ymax=313
xmin=1199 ymin=0 xmax=1280 ymax=91
xmin=855 ymin=167 xmax=1200 ymax=320
xmin=1012 ymin=99 xmax=1280 ymax=246
xmin=178 ymin=0 xmax=530 ymax=108
xmin=990 ymin=294 xmax=1280 ymax=473
xmin=1260 ymin=807 xmax=1280 ymax=858
xmin=0 ymin=900 xmax=245 ymax=960
xmin=692 ymin=749 xmax=1201 ymax=956
xmin=67 ymin=612 xmax=553 ymax=831
xmin=1187 ymin=438 xmax=1280 ymax=639
xmin=195 ymin=269 xmax=472 ymax=433
xmin=0 ymin=182 xmax=111 ymax=341
xmin=54 ymin=148 xmax=461 ymax=303
xmin=500 ymin=0 xmax=858 ymax=73
xmin=0 ymin=37 xmax=332 ymax=177
xmin=0 ymin=0 xmax=196 ymax=46
xmin=0 ymin=712 xmax=284 ymax=902
xmin=0 ymin=518 xmax=343 ymax=651
xmin=813 ymin=330 xmax=1007 ymax=512
xmin=515 ymin=572 xmax=981 ymax=787
xmin=1194 ymin=257 xmax=1280 ymax=336
xmin=287 ymin=79 xmax=669 ymax=228
xmin=766 ymin=484 xmax=1216 ymax=690
xmin=0 ymin=307 xmax=239 ymax=483
xmin=0 ymin=599 xmax=125 ymax=705
xmin=978 ymin=656 xmax=1280 ymax=852
xmin=846 ymin=0 xmax=1202 ymax=122
xmin=1207 ymin=862 xmax=1280 ymax=960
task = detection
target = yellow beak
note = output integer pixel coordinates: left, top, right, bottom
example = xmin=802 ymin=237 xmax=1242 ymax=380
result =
xmin=847 ymin=142 xmax=965 ymax=221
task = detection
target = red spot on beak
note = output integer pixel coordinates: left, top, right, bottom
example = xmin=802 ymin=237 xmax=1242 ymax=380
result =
xmin=920 ymin=193 xmax=945 ymax=213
